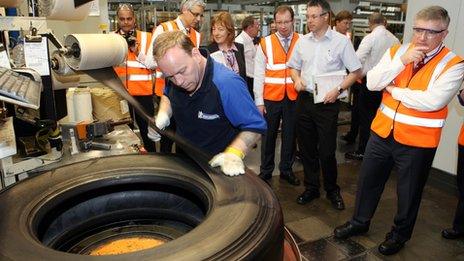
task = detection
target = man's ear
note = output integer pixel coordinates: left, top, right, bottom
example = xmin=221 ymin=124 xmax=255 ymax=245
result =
xmin=191 ymin=47 xmax=200 ymax=56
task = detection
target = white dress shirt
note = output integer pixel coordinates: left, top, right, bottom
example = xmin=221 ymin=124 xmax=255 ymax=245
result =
xmin=287 ymin=28 xmax=361 ymax=93
xmin=367 ymin=42 xmax=464 ymax=111
xmin=235 ymin=30 xmax=256 ymax=78
xmin=145 ymin=17 xmax=189 ymax=70
xmin=356 ymin=25 xmax=400 ymax=76
xmin=253 ymin=32 xmax=296 ymax=106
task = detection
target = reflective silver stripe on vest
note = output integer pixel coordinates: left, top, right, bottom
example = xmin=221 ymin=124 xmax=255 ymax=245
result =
xmin=140 ymin=31 xmax=147 ymax=54
xmin=266 ymin=63 xmax=287 ymax=70
xmin=126 ymin=60 xmax=147 ymax=68
xmin=264 ymin=77 xmax=293 ymax=84
xmin=379 ymin=103 xmax=445 ymax=128
xmin=427 ymin=51 xmax=456 ymax=89
xmin=166 ymin=22 xmax=174 ymax=31
xmin=265 ymin=36 xmax=274 ymax=66
xmin=128 ymin=74 xmax=153 ymax=81
xmin=154 ymin=71 xmax=163 ymax=78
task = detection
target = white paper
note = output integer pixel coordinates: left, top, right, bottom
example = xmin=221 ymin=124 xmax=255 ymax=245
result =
xmin=89 ymin=0 xmax=100 ymax=16
xmin=313 ymin=70 xmax=347 ymax=104
xmin=23 ymin=37 xmax=50 ymax=76
xmin=38 ymin=0 xmax=92 ymax=21
xmin=0 ymin=48 xmax=11 ymax=69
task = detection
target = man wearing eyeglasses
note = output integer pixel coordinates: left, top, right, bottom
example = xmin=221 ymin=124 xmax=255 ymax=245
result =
xmin=113 ymin=4 xmax=156 ymax=152
xmin=288 ymin=0 xmax=362 ymax=210
xmin=254 ymin=5 xmax=301 ymax=186
xmin=334 ymin=6 xmax=464 ymax=255
xmin=146 ymin=0 xmax=205 ymax=153
xmin=151 ymin=31 xmax=266 ymax=176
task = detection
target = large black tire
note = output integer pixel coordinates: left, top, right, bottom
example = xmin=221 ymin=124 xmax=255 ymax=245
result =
xmin=0 ymin=154 xmax=283 ymax=260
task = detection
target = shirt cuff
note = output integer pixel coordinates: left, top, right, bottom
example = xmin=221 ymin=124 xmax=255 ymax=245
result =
xmin=391 ymin=87 xmax=405 ymax=101
xmin=255 ymin=97 xmax=264 ymax=106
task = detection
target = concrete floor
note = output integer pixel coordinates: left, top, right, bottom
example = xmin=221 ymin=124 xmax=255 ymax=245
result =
xmin=244 ymin=124 xmax=464 ymax=260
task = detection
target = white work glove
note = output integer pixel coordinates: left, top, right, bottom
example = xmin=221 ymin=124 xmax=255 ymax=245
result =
xmin=209 ymin=147 xmax=245 ymax=176
xmin=147 ymin=112 xmax=170 ymax=142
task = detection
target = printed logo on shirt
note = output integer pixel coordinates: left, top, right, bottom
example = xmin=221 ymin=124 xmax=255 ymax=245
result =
xmin=198 ymin=111 xmax=220 ymax=120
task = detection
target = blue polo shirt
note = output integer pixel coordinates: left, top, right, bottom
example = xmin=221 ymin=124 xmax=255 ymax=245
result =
xmin=164 ymin=52 xmax=266 ymax=156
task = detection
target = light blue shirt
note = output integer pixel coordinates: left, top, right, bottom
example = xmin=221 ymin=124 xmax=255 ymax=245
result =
xmin=287 ymin=28 xmax=361 ymax=92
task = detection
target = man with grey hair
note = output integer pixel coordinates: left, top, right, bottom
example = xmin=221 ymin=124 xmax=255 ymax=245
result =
xmin=335 ymin=6 xmax=464 ymax=255
xmin=345 ymin=12 xmax=399 ymax=161
xmin=146 ymin=0 xmax=206 ymax=152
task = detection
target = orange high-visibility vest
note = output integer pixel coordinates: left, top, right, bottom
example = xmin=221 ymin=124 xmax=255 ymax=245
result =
xmin=458 ymin=124 xmax=464 ymax=146
xmin=371 ymin=43 xmax=463 ymax=148
xmin=259 ymin=33 xmax=299 ymax=101
xmin=114 ymin=30 xmax=154 ymax=96
xmin=152 ymin=20 xmax=201 ymax=97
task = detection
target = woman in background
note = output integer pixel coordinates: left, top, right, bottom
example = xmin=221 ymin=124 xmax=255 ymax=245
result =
xmin=207 ymin=11 xmax=247 ymax=82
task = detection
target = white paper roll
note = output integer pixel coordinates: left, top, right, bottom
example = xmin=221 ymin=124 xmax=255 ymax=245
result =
xmin=66 ymin=88 xmax=76 ymax=122
xmin=73 ymin=87 xmax=93 ymax=122
xmin=64 ymin=34 xmax=128 ymax=70
xmin=38 ymin=0 xmax=92 ymax=21
xmin=0 ymin=0 xmax=23 ymax=7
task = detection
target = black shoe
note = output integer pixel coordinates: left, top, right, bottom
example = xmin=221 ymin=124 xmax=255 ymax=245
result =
xmin=334 ymin=221 xmax=369 ymax=239
xmin=296 ymin=190 xmax=320 ymax=205
xmin=326 ymin=191 xmax=345 ymax=210
xmin=341 ymin=133 xmax=355 ymax=145
xmin=378 ymin=237 xmax=405 ymax=255
xmin=280 ymin=173 xmax=301 ymax=186
xmin=345 ymin=151 xmax=364 ymax=160
xmin=258 ymin=173 xmax=272 ymax=181
xmin=442 ymin=228 xmax=464 ymax=239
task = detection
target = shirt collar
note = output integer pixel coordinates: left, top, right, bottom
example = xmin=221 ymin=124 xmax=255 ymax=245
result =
xmin=275 ymin=32 xmax=293 ymax=42
xmin=219 ymin=43 xmax=238 ymax=52
xmin=371 ymin=25 xmax=386 ymax=33
xmin=176 ymin=16 xmax=189 ymax=34
xmin=308 ymin=27 xmax=332 ymax=40
xmin=241 ymin=31 xmax=253 ymax=41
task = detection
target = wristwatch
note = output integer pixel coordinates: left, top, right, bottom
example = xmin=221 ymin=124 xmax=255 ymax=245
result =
xmin=337 ymin=85 xmax=344 ymax=94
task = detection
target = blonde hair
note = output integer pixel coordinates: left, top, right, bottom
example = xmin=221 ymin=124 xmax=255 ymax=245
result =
xmin=210 ymin=11 xmax=236 ymax=44
xmin=153 ymin=31 xmax=194 ymax=62
xmin=415 ymin=6 xmax=450 ymax=27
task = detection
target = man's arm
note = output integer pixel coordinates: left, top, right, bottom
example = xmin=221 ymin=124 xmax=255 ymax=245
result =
xmin=253 ymin=44 xmax=266 ymax=114
xmin=367 ymin=48 xmax=405 ymax=91
xmin=145 ymin=25 xmax=165 ymax=70
xmin=228 ymin=131 xmax=260 ymax=156
xmin=157 ymin=95 xmax=172 ymax=118
xmin=356 ymin=34 xmax=373 ymax=73
xmin=290 ymin=68 xmax=306 ymax=92
xmin=386 ymin=63 xmax=464 ymax=111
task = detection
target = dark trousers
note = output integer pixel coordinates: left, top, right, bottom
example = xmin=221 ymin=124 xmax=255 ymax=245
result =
xmin=352 ymin=133 xmax=436 ymax=242
xmin=130 ymin=95 xmax=156 ymax=152
xmin=296 ymin=92 xmax=340 ymax=193
xmin=346 ymin=82 xmax=360 ymax=139
xmin=246 ymin=76 xmax=254 ymax=100
xmin=453 ymin=145 xmax=464 ymax=231
xmin=260 ymin=96 xmax=296 ymax=176
xmin=357 ymin=78 xmax=382 ymax=153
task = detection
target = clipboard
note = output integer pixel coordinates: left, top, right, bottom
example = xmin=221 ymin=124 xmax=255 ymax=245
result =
xmin=313 ymin=70 xmax=347 ymax=104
